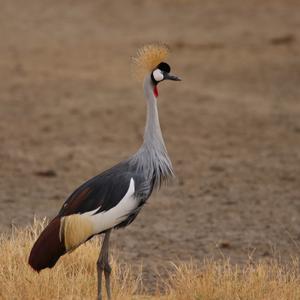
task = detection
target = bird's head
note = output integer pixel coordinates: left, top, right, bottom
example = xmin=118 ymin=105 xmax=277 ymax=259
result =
xmin=151 ymin=62 xmax=181 ymax=97
xmin=132 ymin=44 xmax=181 ymax=97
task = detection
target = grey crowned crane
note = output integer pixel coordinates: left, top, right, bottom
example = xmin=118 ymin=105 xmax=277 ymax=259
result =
xmin=28 ymin=44 xmax=181 ymax=300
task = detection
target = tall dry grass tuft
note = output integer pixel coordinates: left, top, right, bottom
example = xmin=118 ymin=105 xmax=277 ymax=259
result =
xmin=164 ymin=259 xmax=300 ymax=300
xmin=0 ymin=218 xmax=141 ymax=300
xmin=0 ymin=219 xmax=300 ymax=300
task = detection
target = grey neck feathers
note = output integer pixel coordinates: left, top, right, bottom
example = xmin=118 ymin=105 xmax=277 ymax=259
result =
xmin=130 ymin=74 xmax=174 ymax=187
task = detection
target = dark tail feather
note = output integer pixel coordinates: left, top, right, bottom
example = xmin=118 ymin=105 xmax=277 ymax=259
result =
xmin=28 ymin=217 xmax=66 ymax=272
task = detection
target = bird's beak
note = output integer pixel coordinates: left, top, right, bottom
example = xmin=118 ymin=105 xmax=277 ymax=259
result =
xmin=164 ymin=73 xmax=182 ymax=81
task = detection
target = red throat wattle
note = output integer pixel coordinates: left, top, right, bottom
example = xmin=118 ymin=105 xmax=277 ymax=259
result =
xmin=153 ymin=85 xmax=158 ymax=97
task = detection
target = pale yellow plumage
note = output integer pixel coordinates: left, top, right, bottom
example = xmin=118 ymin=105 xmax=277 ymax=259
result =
xmin=132 ymin=43 xmax=170 ymax=81
xmin=60 ymin=215 xmax=93 ymax=251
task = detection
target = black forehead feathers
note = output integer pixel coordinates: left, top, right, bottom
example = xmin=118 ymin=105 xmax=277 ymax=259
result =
xmin=156 ymin=62 xmax=171 ymax=73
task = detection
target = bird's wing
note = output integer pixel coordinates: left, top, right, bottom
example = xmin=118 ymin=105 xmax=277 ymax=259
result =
xmin=29 ymin=167 xmax=143 ymax=271
xmin=58 ymin=166 xmax=139 ymax=217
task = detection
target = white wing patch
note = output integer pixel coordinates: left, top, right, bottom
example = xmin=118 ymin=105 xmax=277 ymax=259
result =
xmin=81 ymin=178 xmax=136 ymax=234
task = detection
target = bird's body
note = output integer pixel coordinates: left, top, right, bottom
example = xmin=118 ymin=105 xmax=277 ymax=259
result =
xmin=28 ymin=44 xmax=180 ymax=300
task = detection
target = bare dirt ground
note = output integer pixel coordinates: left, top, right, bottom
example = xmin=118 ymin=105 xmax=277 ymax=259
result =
xmin=1 ymin=0 xmax=300 ymax=289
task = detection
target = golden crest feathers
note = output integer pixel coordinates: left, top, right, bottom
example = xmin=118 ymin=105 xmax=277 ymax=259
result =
xmin=132 ymin=43 xmax=170 ymax=81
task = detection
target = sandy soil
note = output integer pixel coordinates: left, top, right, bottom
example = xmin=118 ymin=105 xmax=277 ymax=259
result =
xmin=1 ymin=0 xmax=300 ymax=289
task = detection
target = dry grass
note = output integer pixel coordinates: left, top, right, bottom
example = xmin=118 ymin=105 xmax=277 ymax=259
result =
xmin=0 ymin=220 xmax=300 ymax=300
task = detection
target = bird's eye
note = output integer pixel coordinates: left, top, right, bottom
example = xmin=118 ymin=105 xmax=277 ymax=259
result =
xmin=152 ymin=69 xmax=164 ymax=82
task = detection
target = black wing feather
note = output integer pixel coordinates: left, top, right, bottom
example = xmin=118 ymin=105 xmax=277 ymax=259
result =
xmin=58 ymin=163 xmax=140 ymax=217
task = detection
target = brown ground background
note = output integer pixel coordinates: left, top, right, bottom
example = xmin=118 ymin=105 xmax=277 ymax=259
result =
xmin=1 ymin=0 xmax=300 ymax=288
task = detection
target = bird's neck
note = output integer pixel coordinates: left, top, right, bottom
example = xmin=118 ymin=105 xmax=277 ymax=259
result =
xmin=143 ymin=88 xmax=165 ymax=151
xmin=130 ymin=75 xmax=174 ymax=187
xmin=142 ymin=76 xmax=167 ymax=154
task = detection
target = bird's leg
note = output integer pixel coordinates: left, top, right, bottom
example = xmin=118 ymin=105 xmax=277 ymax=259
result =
xmin=97 ymin=229 xmax=112 ymax=300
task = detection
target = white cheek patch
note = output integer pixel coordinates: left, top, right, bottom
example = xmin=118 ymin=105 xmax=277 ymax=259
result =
xmin=153 ymin=69 xmax=164 ymax=82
